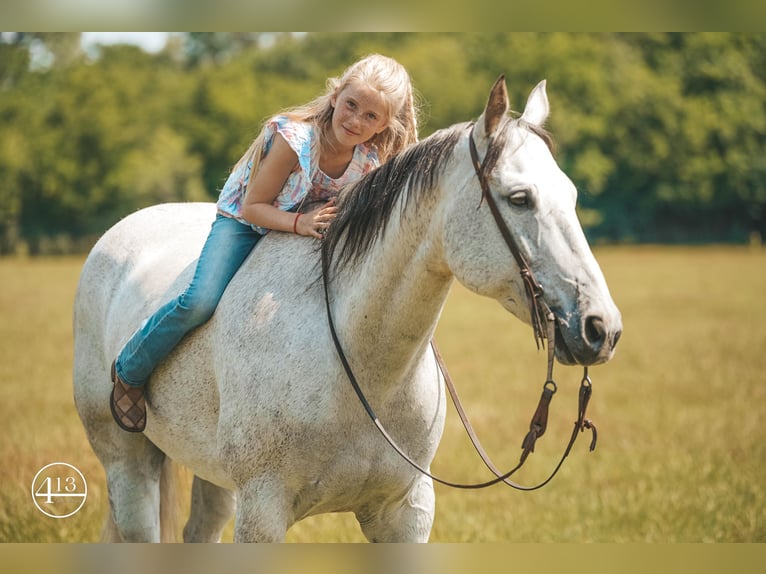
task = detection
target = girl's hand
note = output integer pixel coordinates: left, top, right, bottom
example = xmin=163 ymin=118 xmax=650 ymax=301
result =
xmin=296 ymin=199 xmax=337 ymax=238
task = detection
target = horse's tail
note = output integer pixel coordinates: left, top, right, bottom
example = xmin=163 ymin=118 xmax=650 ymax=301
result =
xmin=100 ymin=508 xmax=121 ymax=542
xmin=159 ymin=456 xmax=186 ymax=542
xmin=100 ymin=456 xmax=187 ymax=542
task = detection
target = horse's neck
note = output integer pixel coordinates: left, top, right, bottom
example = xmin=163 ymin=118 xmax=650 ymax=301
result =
xmin=331 ymin=183 xmax=453 ymax=386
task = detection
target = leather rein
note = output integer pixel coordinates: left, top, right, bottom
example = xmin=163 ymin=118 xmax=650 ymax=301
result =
xmin=321 ymin=122 xmax=597 ymax=490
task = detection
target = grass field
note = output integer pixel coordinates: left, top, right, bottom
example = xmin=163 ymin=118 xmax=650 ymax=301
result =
xmin=1 ymin=246 xmax=764 ymax=543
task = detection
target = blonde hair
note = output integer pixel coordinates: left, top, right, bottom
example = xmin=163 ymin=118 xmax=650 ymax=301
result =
xmin=233 ymin=54 xmax=419 ymax=181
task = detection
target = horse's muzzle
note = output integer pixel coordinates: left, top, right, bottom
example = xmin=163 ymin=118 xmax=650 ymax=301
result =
xmin=554 ymin=312 xmax=622 ymax=366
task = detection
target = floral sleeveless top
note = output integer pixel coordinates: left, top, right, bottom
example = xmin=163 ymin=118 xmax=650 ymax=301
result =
xmin=216 ymin=115 xmax=380 ymax=234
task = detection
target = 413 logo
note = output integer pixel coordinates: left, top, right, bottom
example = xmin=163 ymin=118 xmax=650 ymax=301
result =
xmin=31 ymin=462 xmax=87 ymax=518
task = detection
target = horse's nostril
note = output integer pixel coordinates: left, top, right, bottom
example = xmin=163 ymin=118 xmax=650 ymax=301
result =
xmin=613 ymin=329 xmax=622 ymax=347
xmin=584 ymin=316 xmax=606 ymax=347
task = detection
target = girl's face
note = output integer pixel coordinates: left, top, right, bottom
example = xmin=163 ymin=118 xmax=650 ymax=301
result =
xmin=330 ymin=82 xmax=389 ymax=151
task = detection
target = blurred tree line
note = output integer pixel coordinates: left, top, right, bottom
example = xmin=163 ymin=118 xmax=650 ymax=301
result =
xmin=1 ymin=32 xmax=764 ymax=254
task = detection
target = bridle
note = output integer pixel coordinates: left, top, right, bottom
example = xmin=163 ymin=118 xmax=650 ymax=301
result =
xmin=321 ymin=122 xmax=598 ymax=490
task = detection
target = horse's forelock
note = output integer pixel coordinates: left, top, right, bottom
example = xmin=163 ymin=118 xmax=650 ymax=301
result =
xmin=481 ymin=117 xmax=556 ymax=179
xmin=516 ymin=118 xmax=556 ymax=155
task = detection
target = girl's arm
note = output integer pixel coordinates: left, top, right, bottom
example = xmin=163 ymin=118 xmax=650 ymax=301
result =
xmin=241 ymin=133 xmax=337 ymax=239
xmin=241 ymin=133 xmax=300 ymax=231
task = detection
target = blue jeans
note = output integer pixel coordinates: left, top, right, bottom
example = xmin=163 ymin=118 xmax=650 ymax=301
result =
xmin=115 ymin=214 xmax=263 ymax=387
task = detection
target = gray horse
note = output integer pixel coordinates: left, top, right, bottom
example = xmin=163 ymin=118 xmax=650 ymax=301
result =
xmin=73 ymin=78 xmax=622 ymax=542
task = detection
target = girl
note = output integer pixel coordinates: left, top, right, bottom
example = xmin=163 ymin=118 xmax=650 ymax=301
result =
xmin=110 ymin=54 xmax=419 ymax=432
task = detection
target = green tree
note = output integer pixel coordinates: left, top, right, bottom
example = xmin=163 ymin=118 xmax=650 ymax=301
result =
xmin=605 ymin=33 xmax=766 ymax=241
xmin=2 ymin=32 xmax=765 ymax=252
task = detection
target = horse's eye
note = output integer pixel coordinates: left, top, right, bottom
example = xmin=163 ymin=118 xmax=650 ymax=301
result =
xmin=509 ymin=191 xmax=529 ymax=207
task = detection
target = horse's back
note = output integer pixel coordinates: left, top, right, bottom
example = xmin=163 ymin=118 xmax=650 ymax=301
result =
xmin=76 ymin=202 xmax=216 ymax=315
xmin=75 ymin=202 xmax=215 ymax=360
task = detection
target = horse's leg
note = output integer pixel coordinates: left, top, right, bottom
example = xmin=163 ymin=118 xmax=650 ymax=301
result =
xmin=232 ymin=476 xmax=290 ymax=542
xmin=356 ymin=475 xmax=435 ymax=542
xmin=102 ymin=435 xmax=168 ymax=542
xmin=77 ymin=376 xmax=167 ymax=541
xmin=183 ymin=476 xmax=236 ymax=542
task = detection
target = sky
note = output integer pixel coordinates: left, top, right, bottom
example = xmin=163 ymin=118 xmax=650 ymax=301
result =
xmin=79 ymin=32 xmax=172 ymax=53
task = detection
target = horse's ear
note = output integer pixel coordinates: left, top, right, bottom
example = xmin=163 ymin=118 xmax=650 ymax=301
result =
xmin=520 ymin=80 xmax=550 ymax=128
xmin=483 ymin=75 xmax=509 ymax=137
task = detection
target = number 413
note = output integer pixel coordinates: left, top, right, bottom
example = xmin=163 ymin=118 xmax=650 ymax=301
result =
xmin=35 ymin=476 xmax=78 ymax=503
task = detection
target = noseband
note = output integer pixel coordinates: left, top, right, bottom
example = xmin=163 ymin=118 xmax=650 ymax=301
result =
xmin=321 ymin=122 xmax=598 ymax=490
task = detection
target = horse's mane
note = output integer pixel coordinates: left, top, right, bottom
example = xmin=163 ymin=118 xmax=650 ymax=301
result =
xmin=321 ymin=122 xmax=466 ymax=275
xmin=321 ymin=117 xmax=554 ymax=276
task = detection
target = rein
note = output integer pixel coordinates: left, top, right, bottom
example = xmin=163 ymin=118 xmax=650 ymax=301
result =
xmin=321 ymin=123 xmax=598 ymax=490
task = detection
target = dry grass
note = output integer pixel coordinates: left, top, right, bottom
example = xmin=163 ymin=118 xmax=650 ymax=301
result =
xmin=1 ymin=246 xmax=764 ymax=542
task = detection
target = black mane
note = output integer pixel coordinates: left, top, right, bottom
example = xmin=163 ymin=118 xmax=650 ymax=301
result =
xmin=321 ymin=123 xmax=467 ymax=275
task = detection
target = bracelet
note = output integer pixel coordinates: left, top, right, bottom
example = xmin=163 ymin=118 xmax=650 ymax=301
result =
xmin=293 ymin=213 xmax=301 ymax=235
